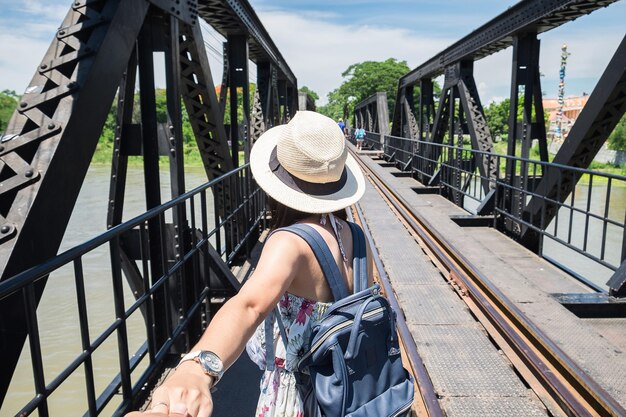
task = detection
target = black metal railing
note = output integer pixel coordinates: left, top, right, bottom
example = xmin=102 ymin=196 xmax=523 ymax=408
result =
xmin=0 ymin=164 xmax=266 ymax=416
xmin=379 ymin=131 xmax=625 ymax=290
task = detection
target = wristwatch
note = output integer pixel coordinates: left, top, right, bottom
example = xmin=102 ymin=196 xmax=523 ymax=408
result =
xmin=177 ymin=350 xmax=224 ymax=387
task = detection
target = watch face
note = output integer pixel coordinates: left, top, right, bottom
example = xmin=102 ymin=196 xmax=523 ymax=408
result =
xmin=198 ymin=351 xmax=223 ymax=373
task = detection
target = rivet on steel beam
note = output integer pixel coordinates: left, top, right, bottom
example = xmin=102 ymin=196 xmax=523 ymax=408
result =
xmin=75 ymin=1 xmax=81 ymax=5
xmin=40 ymin=64 xmax=48 ymax=70
xmin=25 ymin=170 xmax=34 ymax=178
xmin=48 ymin=123 xmax=55 ymax=130
xmin=1 ymin=226 xmax=9 ymax=234
xmin=170 ymin=148 xmax=176 ymax=153
xmin=0 ymin=146 xmax=4 ymax=152
xmin=59 ymin=30 xmax=66 ymax=36
xmin=20 ymin=102 xmax=27 ymax=108
xmin=67 ymin=82 xmax=77 ymax=89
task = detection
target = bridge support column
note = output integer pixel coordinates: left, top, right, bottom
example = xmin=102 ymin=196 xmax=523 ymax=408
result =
xmin=503 ymin=33 xmax=548 ymax=245
xmin=421 ymin=62 xmax=495 ymax=207
xmin=227 ymin=34 xmax=250 ymax=166
xmin=519 ymin=35 xmax=626 ymax=253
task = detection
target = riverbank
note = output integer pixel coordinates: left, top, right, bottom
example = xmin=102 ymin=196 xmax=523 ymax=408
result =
xmin=91 ymin=142 xmax=245 ymax=167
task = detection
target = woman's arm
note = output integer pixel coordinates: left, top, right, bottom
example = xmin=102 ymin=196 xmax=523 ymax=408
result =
xmin=142 ymin=231 xmax=303 ymax=417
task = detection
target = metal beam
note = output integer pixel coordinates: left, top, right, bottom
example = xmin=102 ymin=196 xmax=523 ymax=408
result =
xmin=0 ymin=0 xmax=150 ymax=405
xmin=197 ymin=0 xmax=297 ymax=86
xmin=400 ymin=0 xmax=618 ymax=88
xmin=179 ymin=23 xmax=233 ymax=179
xmin=520 ymin=35 xmax=626 ymax=249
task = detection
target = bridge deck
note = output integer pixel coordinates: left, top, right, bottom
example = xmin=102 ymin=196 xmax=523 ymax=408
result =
xmin=141 ymin=151 xmax=626 ymax=416
xmin=356 ymin=149 xmax=626 ymax=415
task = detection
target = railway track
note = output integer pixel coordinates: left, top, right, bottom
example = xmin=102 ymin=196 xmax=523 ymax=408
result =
xmin=348 ymin=148 xmax=626 ymax=417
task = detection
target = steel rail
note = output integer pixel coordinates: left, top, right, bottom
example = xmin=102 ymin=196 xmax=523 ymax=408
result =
xmin=346 ymin=207 xmax=444 ymax=417
xmin=349 ymin=147 xmax=626 ymax=417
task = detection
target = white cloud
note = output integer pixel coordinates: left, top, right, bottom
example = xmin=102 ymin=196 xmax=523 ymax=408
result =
xmin=0 ymin=34 xmax=50 ymax=92
xmin=255 ymin=9 xmax=453 ymax=105
xmin=18 ymin=0 xmax=68 ymax=22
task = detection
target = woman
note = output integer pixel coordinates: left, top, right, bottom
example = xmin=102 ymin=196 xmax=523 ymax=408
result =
xmin=127 ymin=111 xmax=368 ymax=417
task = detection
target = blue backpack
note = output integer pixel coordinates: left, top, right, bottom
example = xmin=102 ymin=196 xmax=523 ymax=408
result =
xmin=265 ymin=222 xmax=414 ymax=417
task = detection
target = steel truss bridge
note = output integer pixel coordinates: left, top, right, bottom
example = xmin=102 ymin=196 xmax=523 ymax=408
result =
xmin=355 ymin=0 xmax=626 ymax=296
xmin=0 ymin=0 xmax=624 ymax=415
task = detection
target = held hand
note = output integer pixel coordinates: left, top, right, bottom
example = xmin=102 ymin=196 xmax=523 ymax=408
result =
xmin=129 ymin=361 xmax=214 ymax=417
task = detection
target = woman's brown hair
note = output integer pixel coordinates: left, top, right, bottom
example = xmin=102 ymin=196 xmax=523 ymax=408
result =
xmin=268 ymin=197 xmax=348 ymax=230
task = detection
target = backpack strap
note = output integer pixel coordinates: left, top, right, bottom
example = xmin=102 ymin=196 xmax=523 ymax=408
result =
xmin=264 ymin=308 xmax=290 ymax=372
xmin=263 ymin=223 xmax=349 ymax=371
xmin=276 ymin=224 xmax=350 ymax=301
xmin=347 ymin=222 xmax=368 ymax=293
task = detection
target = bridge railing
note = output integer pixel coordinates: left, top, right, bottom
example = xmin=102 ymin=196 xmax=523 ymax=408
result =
xmin=375 ymin=131 xmax=625 ymax=290
xmin=0 ymin=164 xmax=266 ymax=416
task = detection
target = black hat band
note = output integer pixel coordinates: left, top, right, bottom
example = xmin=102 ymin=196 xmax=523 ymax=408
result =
xmin=269 ymin=147 xmax=347 ymax=196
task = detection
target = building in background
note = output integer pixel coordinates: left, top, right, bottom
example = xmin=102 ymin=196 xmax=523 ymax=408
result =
xmin=543 ymin=94 xmax=589 ymax=142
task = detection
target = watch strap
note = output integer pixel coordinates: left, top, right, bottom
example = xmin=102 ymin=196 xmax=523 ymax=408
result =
xmin=177 ymin=350 xmax=223 ymax=387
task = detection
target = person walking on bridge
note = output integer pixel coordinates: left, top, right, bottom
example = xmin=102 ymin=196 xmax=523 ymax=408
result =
xmin=127 ymin=111 xmax=370 ymax=417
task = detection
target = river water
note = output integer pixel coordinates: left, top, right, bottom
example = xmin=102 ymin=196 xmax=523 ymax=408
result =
xmin=3 ymin=165 xmax=212 ymax=416
xmin=3 ymin=166 xmax=625 ymax=416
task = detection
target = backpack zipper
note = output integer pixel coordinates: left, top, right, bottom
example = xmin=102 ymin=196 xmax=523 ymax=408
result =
xmin=298 ymin=306 xmax=385 ymax=366
xmin=391 ymin=398 xmax=413 ymax=417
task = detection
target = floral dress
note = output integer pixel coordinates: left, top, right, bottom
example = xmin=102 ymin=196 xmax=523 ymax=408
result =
xmin=246 ymin=292 xmax=331 ymax=417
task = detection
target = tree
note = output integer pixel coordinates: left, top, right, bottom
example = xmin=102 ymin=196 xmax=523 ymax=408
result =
xmin=318 ymin=58 xmax=411 ymax=121
xmin=0 ymin=90 xmax=19 ymax=133
xmin=483 ymin=96 xmax=548 ymax=142
xmin=483 ymin=98 xmax=511 ymax=140
xmin=607 ymin=114 xmax=626 ymax=151
xmin=299 ymin=86 xmax=318 ymax=103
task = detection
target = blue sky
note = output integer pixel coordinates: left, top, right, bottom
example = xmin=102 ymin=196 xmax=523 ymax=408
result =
xmin=1 ymin=0 xmax=624 ymax=105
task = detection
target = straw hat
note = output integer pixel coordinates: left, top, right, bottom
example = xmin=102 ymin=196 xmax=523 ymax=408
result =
xmin=250 ymin=111 xmax=365 ymax=213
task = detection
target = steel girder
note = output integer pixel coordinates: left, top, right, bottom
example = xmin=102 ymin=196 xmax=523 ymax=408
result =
xmin=227 ymin=34 xmax=250 ymax=166
xmin=354 ymin=92 xmax=390 ymax=135
xmin=502 ymin=33 xmax=549 ymax=235
xmin=180 ymin=24 xmax=233 ymax=179
xmin=520 ymin=35 xmax=626 ymax=251
xmin=197 ymin=0 xmax=296 ymax=87
xmin=257 ymin=62 xmax=282 ymax=129
xmin=250 ymin=89 xmax=266 ymax=143
xmin=298 ymin=91 xmax=316 ymax=111
xmin=400 ymin=0 xmax=618 ymax=89
xmin=455 ymin=62 xmax=497 ymax=195
xmin=417 ymin=79 xmax=436 ymax=143
xmin=420 ymin=62 xmax=496 ymax=201
xmin=0 ymin=0 xmax=150 ymax=403
xmin=404 ymin=98 xmax=420 ymax=140
xmin=391 ymin=86 xmax=419 ymax=140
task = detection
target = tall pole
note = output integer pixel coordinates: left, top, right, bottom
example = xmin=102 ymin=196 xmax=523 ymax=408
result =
xmin=556 ymin=44 xmax=569 ymax=142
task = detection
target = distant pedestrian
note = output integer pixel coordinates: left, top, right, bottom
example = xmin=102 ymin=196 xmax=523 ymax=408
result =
xmin=337 ymin=119 xmax=345 ymax=133
xmin=355 ymin=127 xmax=365 ymax=151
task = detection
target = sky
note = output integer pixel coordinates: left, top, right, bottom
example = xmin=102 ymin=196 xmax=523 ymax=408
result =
xmin=0 ymin=0 xmax=624 ymax=106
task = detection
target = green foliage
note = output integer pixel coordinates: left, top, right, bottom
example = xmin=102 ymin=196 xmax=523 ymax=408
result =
xmin=318 ymin=58 xmax=411 ymax=121
xmin=483 ymin=98 xmax=510 ymax=140
xmin=607 ymin=114 xmax=626 ymax=151
xmin=0 ymin=90 xmax=19 ymax=133
xmin=483 ymin=96 xmax=548 ymax=142
xmin=299 ymin=86 xmax=319 ymax=102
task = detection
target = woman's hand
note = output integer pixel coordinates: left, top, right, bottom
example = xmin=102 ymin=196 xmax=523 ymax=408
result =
xmin=126 ymin=361 xmax=214 ymax=417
